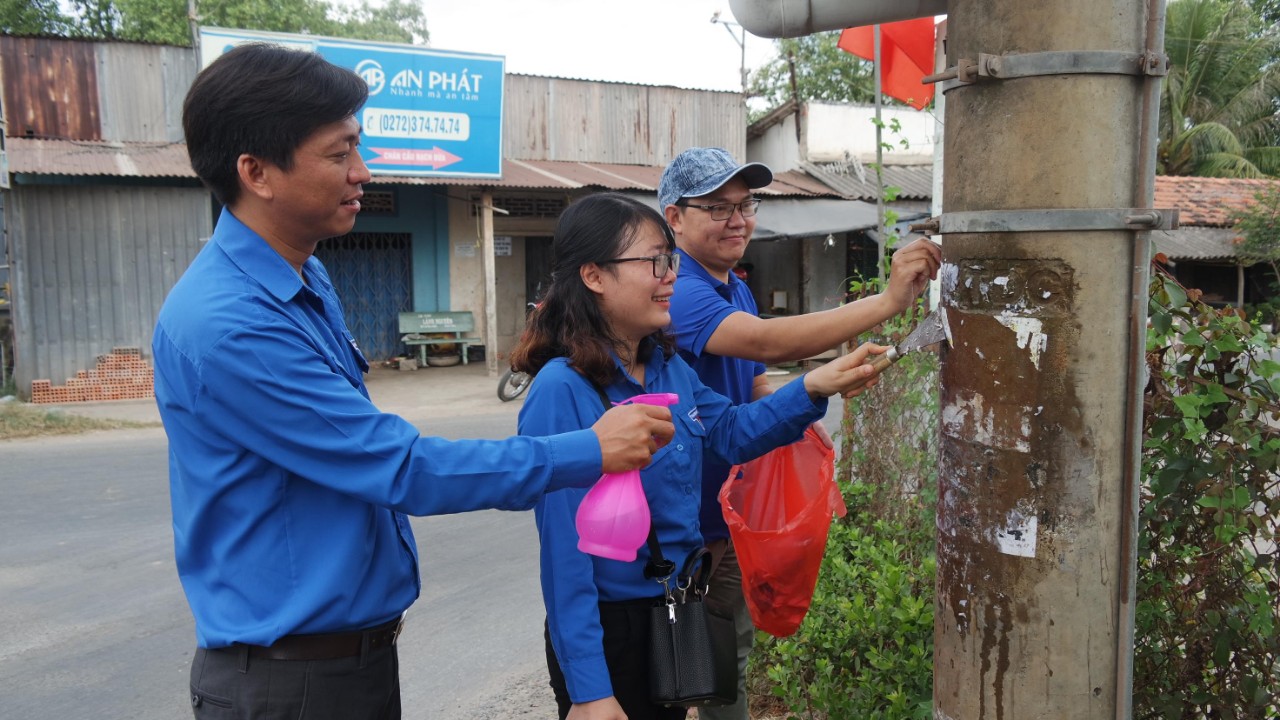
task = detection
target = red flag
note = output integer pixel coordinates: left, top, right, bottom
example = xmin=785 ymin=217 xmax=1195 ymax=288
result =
xmin=838 ymin=18 xmax=937 ymax=111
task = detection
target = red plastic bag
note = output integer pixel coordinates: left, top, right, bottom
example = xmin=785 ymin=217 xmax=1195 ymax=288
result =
xmin=718 ymin=427 xmax=847 ymax=637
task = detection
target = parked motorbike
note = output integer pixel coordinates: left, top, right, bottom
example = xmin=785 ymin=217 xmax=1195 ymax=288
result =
xmin=496 ymin=366 xmax=533 ymax=402
xmin=497 ymin=302 xmax=539 ymax=402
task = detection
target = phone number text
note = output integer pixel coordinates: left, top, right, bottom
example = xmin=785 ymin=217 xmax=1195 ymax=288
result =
xmin=362 ymin=108 xmax=471 ymax=141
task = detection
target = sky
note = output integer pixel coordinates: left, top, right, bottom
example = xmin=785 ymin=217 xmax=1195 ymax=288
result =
xmin=416 ymin=0 xmax=779 ymax=93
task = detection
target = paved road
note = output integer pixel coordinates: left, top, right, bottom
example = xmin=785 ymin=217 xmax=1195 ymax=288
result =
xmin=0 ymin=364 xmax=839 ymax=719
xmin=0 ymin=404 xmax=558 ymax=720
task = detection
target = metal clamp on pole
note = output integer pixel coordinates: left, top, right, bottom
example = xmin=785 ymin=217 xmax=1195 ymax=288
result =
xmin=925 ymin=50 xmax=1170 ymax=93
xmin=922 ymin=57 xmax=979 ymax=87
xmin=908 ymin=208 xmax=1181 ymax=235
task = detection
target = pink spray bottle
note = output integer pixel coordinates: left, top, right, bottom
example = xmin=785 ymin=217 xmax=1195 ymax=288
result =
xmin=575 ymin=392 xmax=680 ymax=562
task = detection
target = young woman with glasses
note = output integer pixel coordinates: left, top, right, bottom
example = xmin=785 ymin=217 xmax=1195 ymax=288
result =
xmin=509 ymin=192 xmax=888 ymax=720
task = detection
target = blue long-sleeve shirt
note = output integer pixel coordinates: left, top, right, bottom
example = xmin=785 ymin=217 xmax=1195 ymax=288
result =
xmin=154 ymin=208 xmax=602 ymax=649
xmin=518 ymin=350 xmax=824 ymax=703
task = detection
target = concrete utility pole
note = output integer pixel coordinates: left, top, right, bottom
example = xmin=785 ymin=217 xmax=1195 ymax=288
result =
xmin=930 ymin=0 xmax=1167 ymax=718
xmin=480 ymin=191 xmax=499 ymax=376
xmin=727 ymin=0 xmax=1168 ymax=714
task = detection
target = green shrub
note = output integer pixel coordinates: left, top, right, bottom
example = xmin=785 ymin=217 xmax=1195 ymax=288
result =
xmin=750 ymin=301 xmax=939 ymax=720
xmin=751 ymin=503 xmax=935 ymax=720
xmin=1136 ymin=270 xmax=1279 ymax=719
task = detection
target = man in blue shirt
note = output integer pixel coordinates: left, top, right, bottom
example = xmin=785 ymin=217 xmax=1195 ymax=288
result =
xmin=156 ymin=44 xmax=674 ymax=720
xmin=660 ymin=147 xmax=941 ymax=720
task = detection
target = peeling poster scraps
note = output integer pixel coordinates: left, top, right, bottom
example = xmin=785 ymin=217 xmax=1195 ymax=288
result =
xmin=993 ymin=510 xmax=1038 ymax=558
xmin=995 ymin=312 xmax=1049 ymax=370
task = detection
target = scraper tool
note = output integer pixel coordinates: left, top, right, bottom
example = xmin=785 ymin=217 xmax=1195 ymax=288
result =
xmin=866 ymin=308 xmax=950 ymax=373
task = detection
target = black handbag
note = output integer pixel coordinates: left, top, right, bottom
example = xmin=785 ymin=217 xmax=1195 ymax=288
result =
xmin=588 ymin=381 xmax=736 ymax=707
xmin=643 ymin=535 xmax=737 ymax=707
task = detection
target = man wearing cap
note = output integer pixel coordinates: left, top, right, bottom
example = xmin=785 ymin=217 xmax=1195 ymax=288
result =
xmin=660 ymin=147 xmax=941 ymax=719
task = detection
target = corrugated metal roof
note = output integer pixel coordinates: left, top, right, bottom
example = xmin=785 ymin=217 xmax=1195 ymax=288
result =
xmin=1154 ymin=175 xmax=1279 ymax=227
xmin=752 ymin=197 xmax=881 ymax=240
xmin=800 ymin=160 xmax=934 ymax=201
xmin=7 ymin=138 xmax=833 ymax=198
xmin=375 ymin=161 xmax=828 ymax=198
xmin=625 ymin=192 xmax=880 ymax=241
xmin=1152 ymin=226 xmax=1243 ymax=261
xmin=8 ymin=137 xmax=194 ymax=177
xmin=770 ymin=169 xmax=838 ymax=197
xmin=374 ymin=159 xmax=657 ymax=190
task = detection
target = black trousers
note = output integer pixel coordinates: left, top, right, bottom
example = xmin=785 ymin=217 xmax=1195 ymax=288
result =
xmin=545 ymin=601 xmax=687 ymax=720
xmin=190 ymin=643 xmax=400 ymax=720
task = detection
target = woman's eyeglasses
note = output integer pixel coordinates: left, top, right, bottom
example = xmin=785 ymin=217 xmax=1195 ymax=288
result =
xmin=598 ymin=252 xmax=681 ymax=278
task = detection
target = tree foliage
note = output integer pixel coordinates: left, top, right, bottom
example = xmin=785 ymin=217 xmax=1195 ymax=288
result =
xmin=329 ymin=0 xmax=427 ymax=45
xmin=1 ymin=0 xmax=428 ymax=46
xmin=1248 ymin=0 xmax=1280 ymax=24
xmin=748 ymin=31 xmax=875 ymax=116
xmin=1231 ymin=183 xmax=1280 ymax=277
xmin=1230 ymin=183 xmax=1280 ymax=325
xmin=1160 ymin=0 xmax=1280 ymax=178
xmin=0 ymin=0 xmax=75 ymax=36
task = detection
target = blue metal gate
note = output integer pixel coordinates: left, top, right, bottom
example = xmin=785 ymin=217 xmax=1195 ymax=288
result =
xmin=314 ymin=232 xmax=411 ymax=361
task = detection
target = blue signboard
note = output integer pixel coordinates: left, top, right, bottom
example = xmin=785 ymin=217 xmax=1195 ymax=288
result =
xmin=199 ymin=27 xmax=504 ymax=179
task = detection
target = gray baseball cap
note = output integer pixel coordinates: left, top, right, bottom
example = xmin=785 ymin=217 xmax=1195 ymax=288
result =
xmin=658 ymin=147 xmax=773 ymax=210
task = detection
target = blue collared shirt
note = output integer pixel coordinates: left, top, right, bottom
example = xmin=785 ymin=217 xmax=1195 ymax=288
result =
xmin=668 ymin=248 xmax=768 ymax=542
xmin=154 ymin=208 xmax=601 ymax=649
xmin=519 ymin=350 xmax=824 ymax=702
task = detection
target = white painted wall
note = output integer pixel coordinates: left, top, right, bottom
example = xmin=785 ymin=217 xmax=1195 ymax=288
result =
xmin=806 ymin=102 xmax=938 ymax=163
xmin=445 ymin=204 xmax=487 ymax=353
xmin=750 ymin=111 xmax=804 ymax=172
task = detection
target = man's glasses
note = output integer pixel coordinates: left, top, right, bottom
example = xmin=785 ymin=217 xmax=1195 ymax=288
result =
xmin=676 ymin=198 xmax=761 ymax=221
xmin=598 ymin=252 xmax=681 ymax=278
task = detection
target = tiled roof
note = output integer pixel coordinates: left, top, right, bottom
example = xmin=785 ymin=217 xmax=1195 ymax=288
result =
xmin=6 ymin=137 xmax=833 ymax=198
xmin=1154 ymin=175 xmax=1278 ymax=227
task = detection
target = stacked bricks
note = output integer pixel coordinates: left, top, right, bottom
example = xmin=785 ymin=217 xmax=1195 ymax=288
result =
xmin=30 ymin=347 xmax=155 ymax=404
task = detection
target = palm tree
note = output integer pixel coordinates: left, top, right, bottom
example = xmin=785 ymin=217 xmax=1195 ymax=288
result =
xmin=1159 ymin=0 xmax=1280 ymax=178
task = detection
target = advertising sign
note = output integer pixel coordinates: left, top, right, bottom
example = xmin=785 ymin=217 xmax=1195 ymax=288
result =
xmin=199 ymin=27 xmax=504 ymax=179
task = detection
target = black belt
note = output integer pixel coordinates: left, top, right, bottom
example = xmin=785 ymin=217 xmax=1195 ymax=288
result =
xmin=236 ymin=616 xmax=404 ymax=661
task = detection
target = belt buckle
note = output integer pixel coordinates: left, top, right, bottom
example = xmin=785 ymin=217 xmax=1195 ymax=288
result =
xmin=390 ymin=614 xmax=405 ymax=646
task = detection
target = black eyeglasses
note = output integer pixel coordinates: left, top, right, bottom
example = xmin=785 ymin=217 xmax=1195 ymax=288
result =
xmin=676 ymin=198 xmax=761 ymax=221
xmin=598 ymin=252 xmax=681 ymax=278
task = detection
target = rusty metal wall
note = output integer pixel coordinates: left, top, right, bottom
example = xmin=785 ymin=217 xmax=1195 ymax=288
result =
xmin=0 ymin=36 xmax=101 ymax=140
xmin=933 ymin=0 xmax=1151 ymax=717
xmin=8 ymin=185 xmax=210 ymax=394
xmin=97 ymin=44 xmax=197 ymax=142
xmin=504 ymin=74 xmax=745 ymax=165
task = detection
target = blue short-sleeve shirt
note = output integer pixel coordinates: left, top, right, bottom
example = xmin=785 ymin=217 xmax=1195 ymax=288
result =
xmin=668 ymin=248 xmax=768 ymax=541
